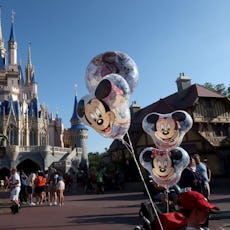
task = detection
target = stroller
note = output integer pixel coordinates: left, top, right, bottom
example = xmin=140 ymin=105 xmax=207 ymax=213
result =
xmin=134 ymin=185 xmax=189 ymax=230
xmin=134 ymin=200 xmax=188 ymax=230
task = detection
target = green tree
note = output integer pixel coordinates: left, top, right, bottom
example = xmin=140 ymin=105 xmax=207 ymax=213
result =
xmin=204 ymin=82 xmax=230 ymax=99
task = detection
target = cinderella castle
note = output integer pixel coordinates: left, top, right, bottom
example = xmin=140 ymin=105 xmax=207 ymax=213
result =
xmin=0 ymin=10 xmax=88 ymax=177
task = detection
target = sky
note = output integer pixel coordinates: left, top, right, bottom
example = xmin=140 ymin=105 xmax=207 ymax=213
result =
xmin=1 ymin=0 xmax=230 ymax=153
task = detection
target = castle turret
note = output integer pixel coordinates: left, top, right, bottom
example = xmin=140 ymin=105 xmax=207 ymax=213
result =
xmin=24 ymin=42 xmax=38 ymax=100
xmin=8 ymin=10 xmax=18 ymax=71
xmin=70 ymin=86 xmax=88 ymax=168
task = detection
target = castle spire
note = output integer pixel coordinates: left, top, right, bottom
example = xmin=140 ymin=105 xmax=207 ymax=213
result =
xmin=0 ymin=6 xmax=5 ymax=51
xmin=8 ymin=9 xmax=17 ymax=68
xmin=27 ymin=41 xmax=32 ymax=67
xmin=26 ymin=41 xmax=34 ymax=85
xmin=9 ymin=10 xmax=16 ymax=41
xmin=70 ymin=84 xmax=79 ymax=123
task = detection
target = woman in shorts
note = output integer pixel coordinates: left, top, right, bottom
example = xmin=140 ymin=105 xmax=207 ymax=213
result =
xmin=56 ymin=176 xmax=65 ymax=206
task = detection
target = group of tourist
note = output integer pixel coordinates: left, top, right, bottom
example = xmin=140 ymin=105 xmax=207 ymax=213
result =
xmin=8 ymin=167 xmax=66 ymax=212
xmin=7 ymin=153 xmax=219 ymax=229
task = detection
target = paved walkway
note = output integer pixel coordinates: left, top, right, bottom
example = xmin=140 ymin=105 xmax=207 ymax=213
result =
xmin=0 ymin=177 xmax=229 ymax=230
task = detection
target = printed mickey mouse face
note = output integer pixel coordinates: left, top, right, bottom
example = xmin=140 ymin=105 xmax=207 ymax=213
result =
xmin=77 ymin=74 xmax=131 ymax=140
xmin=85 ymin=98 xmax=115 ymax=134
xmin=142 ymin=110 xmax=193 ymax=151
xmin=139 ymin=146 xmax=190 ymax=189
xmin=152 ymin=152 xmax=176 ymax=180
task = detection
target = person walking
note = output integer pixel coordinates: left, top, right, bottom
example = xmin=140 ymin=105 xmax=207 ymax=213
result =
xmin=56 ymin=175 xmax=65 ymax=206
xmin=96 ymin=167 xmax=105 ymax=194
xmin=203 ymin=157 xmax=212 ymax=184
xmin=9 ymin=167 xmax=21 ymax=214
xmin=47 ymin=169 xmax=58 ymax=206
xmin=4 ymin=175 xmax=9 ymax=191
xmin=34 ymin=171 xmax=47 ymax=205
xmin=27 ymin=172 xmax=36 ymax=205
xmin=179 ymin=156 xmax=203 ymax=193
xmin=19 ymin=171 xmax=29 ymax=204
xmin=193 ymin=154 xmax=210 ymax=199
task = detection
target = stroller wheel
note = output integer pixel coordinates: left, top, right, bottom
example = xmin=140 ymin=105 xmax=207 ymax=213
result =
xmin=133 ymin=226 xmax=143 ymax=230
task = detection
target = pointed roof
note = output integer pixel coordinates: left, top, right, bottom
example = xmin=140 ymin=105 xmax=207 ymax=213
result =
xmin=18 ymin=64 xmax=25 ymax=85
xmin=70 ymin=91 xmax=88 ymax=130
xmin=9 ymin=10 xmax=16 ymax=42
xmin=27 ymin=42 xmax=32 ymax=67
xmin=70 ymin=94 xmax=79 ymax=121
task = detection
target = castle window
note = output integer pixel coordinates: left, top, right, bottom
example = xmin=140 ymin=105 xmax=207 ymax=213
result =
xmin=30 ymin=129 xmax=37 ymax=145
xmin=7 ymin=124 xmax=18 ymax=145
xmin=40 ymin=131 xmax=46 ymax=145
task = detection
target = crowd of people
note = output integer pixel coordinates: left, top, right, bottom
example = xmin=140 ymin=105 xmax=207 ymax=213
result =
xmin=8 ymin=167 xmax=67 ymax=212
xmin=6 ymin=153 xmax=220 ymax=229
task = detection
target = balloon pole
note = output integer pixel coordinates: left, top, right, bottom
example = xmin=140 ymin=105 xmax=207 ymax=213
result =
xmin=164 ymin=189 xmax=169 ymax=213
xmin=122 ymin=133 xmax=164 ymax=230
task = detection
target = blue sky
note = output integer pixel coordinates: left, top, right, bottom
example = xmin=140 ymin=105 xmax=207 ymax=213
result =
xmin=1 ymin=0 xmax=230 ymax=153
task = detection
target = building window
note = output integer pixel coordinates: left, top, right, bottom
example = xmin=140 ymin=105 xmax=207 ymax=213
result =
xmin=30 ymin=129 xmax=37 ymax=145
xmin=7 ymin=124 xmax=18 ymax=145
xmin=214 ymin=124 xmax=229 ymax=137
xmin=40 ymin=131 xmax=46 ymax=146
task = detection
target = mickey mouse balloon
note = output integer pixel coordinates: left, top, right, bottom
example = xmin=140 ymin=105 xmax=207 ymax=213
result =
xmin=142 ymin=110 xmax=193 ymax=151
xmin=77 ymin=74 xmax=131 ymax=140
xmin=139 ymin=146 xmax=190 ymax=189
xmin=85 ymin=51 xmax=139 ymax=94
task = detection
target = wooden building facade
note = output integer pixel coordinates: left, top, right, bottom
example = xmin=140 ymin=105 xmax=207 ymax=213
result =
xmin=109 ymin=74 xmax=230 ymax=178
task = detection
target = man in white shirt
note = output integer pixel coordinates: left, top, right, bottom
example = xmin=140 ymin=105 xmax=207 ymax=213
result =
xmin=9 ymin=167 xmax=21 ymax=213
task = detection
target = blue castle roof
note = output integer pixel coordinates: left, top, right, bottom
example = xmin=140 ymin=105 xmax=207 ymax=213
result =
xmin=70 ymin=94 xmax=87 ymax=130
xmin=9 ymin=22 xmax=16 ymax=42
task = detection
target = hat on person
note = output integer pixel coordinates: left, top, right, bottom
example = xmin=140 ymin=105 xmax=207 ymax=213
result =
xmin=178 ymin=190 xmax=219 ymax=211
xmin=155 ymin=212 xmax=188 ymax=230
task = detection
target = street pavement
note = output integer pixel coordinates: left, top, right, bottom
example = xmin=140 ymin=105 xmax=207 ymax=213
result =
xmin=0 ymin=178 xmax=229 ymax=230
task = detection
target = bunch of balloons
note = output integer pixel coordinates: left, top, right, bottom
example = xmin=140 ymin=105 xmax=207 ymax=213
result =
xmin=139 ymin=110 xmax=193 ymax=189
xmin=77 ymin=51 xmax=139 ymax=140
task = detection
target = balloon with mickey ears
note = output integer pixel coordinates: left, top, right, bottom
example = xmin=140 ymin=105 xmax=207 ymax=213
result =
xmin=77 ymin=74 xmax=131 ymax=140
xmin=139 ymin=146 xmax=190 ymax=189
xmin=77 ymin=51 xmax=138 ymax=140
xmin=140 ymin=110 xmax=193 ymax=189
xmin=142 ymin=110 xmax=193 ymax=151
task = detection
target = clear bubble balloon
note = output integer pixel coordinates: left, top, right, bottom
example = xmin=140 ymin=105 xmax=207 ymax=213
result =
xmin=142 ymin=110 xmax=193 ymax=151
xmin=85 ymin=51 xmax=139 ymax=94
xmin=139 ymin=146 xmax=190 ymax=189
xmin=77 ymin=74 xmax=131 ymax=140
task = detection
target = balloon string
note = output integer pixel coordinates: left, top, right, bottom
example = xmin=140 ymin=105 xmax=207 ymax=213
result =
xmin=121 ymin=133 xmax=164 ymax=230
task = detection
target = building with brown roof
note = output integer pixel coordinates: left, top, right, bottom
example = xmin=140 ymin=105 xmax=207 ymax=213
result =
xmin=109 ymin=73 xmax=230 ymax=178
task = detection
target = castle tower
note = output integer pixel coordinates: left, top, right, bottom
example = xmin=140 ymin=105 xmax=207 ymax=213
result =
xmin=70 ymin=86 xmax=88 ymax=169
xmin=24 ymin=42 xmax=38 ymax=100
xmin=0 ymin=7 xmax=6 ymax=68
xmin=8 ymin=10 xmax=18 ymax=72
